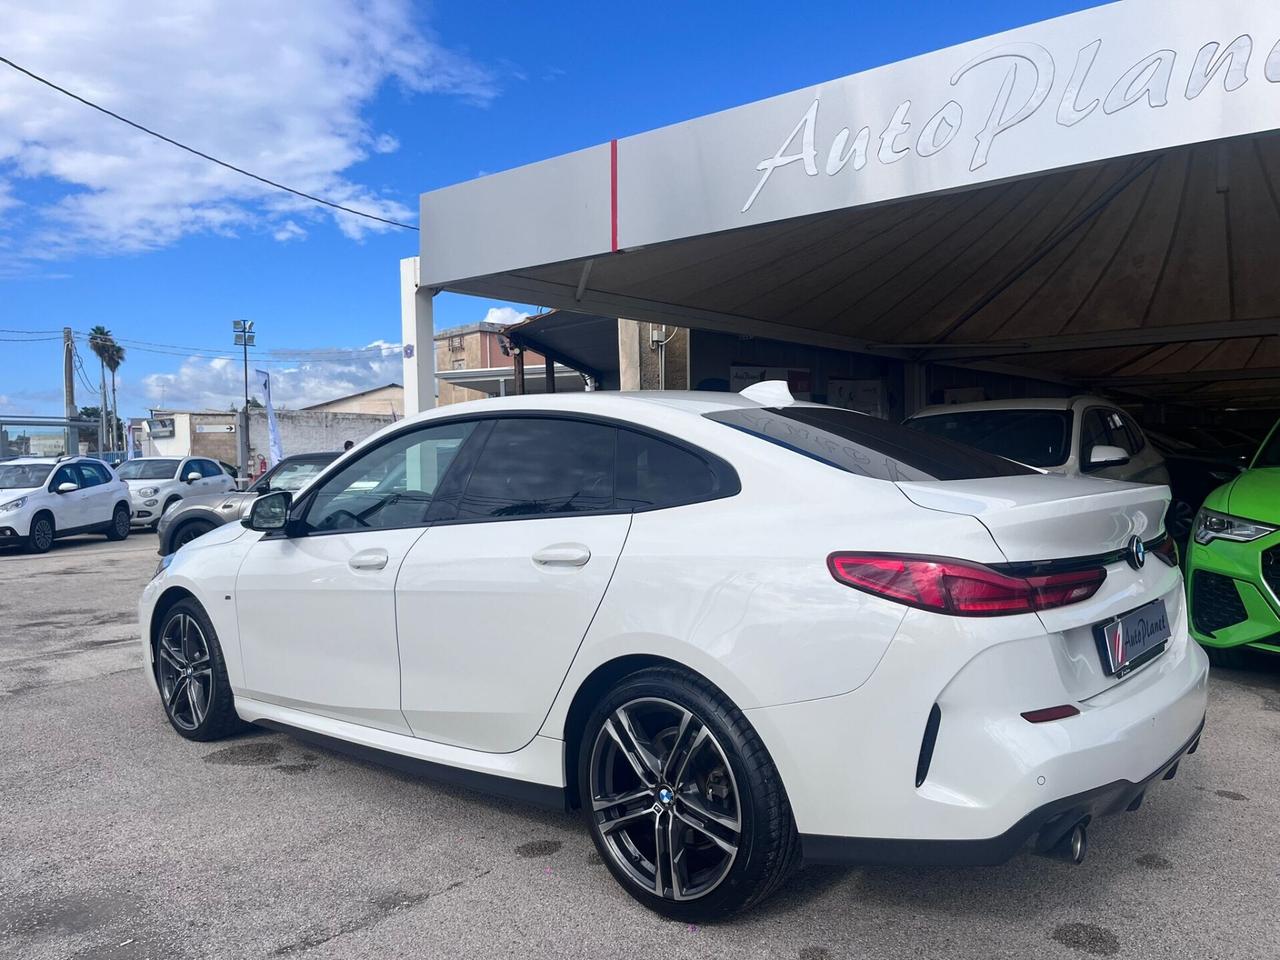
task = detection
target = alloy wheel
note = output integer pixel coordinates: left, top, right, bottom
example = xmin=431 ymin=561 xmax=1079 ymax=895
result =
xmin=174 ymin=522 xmax=211 ymax=548
xmin=31 ymin=519 xmax=53 ymax=552
xmin=589 ymin=697 xmax=741 ymax=902
xmin=114 ymin=508 xmax=130 ymax=537
xmin=156 ymin=613 xmax=214 ymax=731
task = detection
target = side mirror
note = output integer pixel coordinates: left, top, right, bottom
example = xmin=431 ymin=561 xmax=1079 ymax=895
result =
xmin=185 ymin=471 xmax=201 ymax=483
xmin=1086 ymin=444 xmax=1130 ymax=470
xmin=244 ymin=490 xmax=293 ymax=532
xmin=56 ymin=481 xmax=78 ymax=494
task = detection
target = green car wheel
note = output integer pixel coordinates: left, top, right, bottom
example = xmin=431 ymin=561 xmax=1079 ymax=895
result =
xmin=1185 ymin=419 xmax=1280 ymax=665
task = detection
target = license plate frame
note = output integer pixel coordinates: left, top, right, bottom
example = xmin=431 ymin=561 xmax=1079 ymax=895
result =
xmin=1094 ymin=599 xmax=1172 ymax=678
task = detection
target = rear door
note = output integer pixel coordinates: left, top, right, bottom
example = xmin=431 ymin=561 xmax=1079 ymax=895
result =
xmin=76 ymin=461 xmax=117 ymax=525
xmin=395 ymin=416 xmax=632 ymax=752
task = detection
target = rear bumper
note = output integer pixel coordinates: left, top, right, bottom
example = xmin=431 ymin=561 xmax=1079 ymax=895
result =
xmin=801 ymin=717 xmax=1204 ymax=866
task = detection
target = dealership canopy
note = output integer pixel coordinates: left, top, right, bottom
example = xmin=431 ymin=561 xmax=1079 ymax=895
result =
xmin=419 ymin=0 xmax=1280 ymax=407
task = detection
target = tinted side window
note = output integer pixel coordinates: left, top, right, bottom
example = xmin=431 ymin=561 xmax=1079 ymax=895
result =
xmin=78 ymin=462 xmax=111 ymax=486
xmin=305 ymin=421 xmax=476 ymax=532
xmin=50 ymin=465 xmax=79 ymax=489
xmin=1119 ymin=413 xmax=1146 ymax=454
xmin=197 ymin=460 xmax=221 ymax=478
xmin=616 ymin=430 xmax=719 ymax=510
xmin=458 ymin=418 xmax=614 ymax=520
xmin=1083 ymin=409 xmax=1133 ymax=455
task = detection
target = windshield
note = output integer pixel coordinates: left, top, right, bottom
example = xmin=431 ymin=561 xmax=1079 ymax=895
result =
xmin=0 ymin=463 xmax=53 ymax=489
xmin=253 ymin=459 xmax=331 ymax=493
xmin=117 ymin=459 xmax=180 ymax=480
xmin=905 ymin=409 xmax=1074 ymax=468
xmin=1255 ymin=423 xmax=1280 ymax=468
xmin=706 ymin=406 xmax=1034 ymax=482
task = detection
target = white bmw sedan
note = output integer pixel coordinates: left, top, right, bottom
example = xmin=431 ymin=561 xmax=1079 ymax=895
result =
xmin=139 ymin=385 xmax=1208 ymax=919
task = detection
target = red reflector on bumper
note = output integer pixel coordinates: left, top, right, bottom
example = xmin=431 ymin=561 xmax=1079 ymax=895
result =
xmin=1021 ymin=705 xmax=1081 ymax=723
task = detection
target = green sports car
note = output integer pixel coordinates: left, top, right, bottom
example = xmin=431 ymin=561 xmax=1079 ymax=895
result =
xmin=1186 ymin=419 xmax=1280 ymax=667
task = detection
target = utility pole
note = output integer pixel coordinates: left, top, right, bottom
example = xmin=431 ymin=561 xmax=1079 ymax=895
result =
xmin=62 ymin=327 xmax=76 ymax=456
xmin=233 ymin=320 xmax=256 ymax=477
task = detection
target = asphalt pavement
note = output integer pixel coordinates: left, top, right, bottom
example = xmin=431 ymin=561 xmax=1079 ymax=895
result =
xmin=1 ymin=533 xmax=1278 ymax=959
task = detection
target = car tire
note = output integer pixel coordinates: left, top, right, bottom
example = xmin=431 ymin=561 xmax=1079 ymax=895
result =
xmin=171 ymin=518 xmax=215 ymax=550
xmin=105 ymin=503 xmax=131 ymax=541
xmin=578 ymin=666 xmax=800 ymax=921
xmin=153 ymin=598 xmax=247 ymax=742
xmin=27 ymin=513 xmax=54 ymax=554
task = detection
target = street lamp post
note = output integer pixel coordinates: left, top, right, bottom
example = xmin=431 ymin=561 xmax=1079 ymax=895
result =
xmin=233 ymin=320 xmax=256 ymax=479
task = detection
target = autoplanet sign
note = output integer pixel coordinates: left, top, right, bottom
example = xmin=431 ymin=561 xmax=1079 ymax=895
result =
xmin=744 ymin=34 xmax=1275 ymax=212
xmin=613 ymin=0 xmax=1280 ymax=250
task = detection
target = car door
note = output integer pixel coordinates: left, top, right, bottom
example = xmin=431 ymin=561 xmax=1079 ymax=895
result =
xmin=235 ymin=419 xmax=478 ymax=734
xmin=395 ymin=416 xmax=633 ymax=753
xmin=47 ymin=463 xmax=90 ymax=530
xmin=76 ymin=461 xmax=116 ymax=526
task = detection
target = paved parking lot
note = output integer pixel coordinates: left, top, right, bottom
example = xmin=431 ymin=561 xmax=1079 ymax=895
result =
xmin=2 ymin=534 xmax=1278 ymax=960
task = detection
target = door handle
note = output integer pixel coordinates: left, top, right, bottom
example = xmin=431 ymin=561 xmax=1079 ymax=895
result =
xmin=532 ymin=544 xmax=591 ymax=567
xmin=349 ymin=548 xmax=389 ymax=571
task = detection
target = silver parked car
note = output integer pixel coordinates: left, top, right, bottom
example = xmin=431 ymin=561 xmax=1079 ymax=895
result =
xmin=904 ymin=396 xmax=1170 ymax=486
xmin=156 ymin=452 xmax=338 ymax=554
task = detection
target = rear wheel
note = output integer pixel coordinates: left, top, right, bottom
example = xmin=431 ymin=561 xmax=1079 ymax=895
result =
xmin=579 ymin=667 xmax=799 ymax=921
xmin=105 ymin=503 xmax=131 ymax=541
xmin=154 ymin=598 xmax=246 ymax=741
xmin=27 ymin=513 xmax=54 ymax=554
xmin=171 ymin=518 xmax=215 ymax=549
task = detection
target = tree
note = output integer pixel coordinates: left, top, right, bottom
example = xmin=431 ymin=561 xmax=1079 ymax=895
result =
xmin=104 ymin=340 xmax=126 ymax=449
xmin=87 ymin=326 xmax=116 ymax=450
xmin=77 ymin=406 xmax=101 ymax=446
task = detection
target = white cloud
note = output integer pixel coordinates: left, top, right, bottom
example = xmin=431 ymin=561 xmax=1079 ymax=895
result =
xmin=141 ymin=341 xmax=404 ymax=411
xmin=481 ymin=306 xmax=530 ymax=326
xmin=272 ymin=221 xmax=307 ymax=242
xmin=0 ymin=0 xmax=497 ymax=264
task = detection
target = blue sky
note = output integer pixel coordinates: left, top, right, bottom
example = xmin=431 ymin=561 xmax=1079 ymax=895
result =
xmin=0 ymin=0 xmax=1100 ymax=418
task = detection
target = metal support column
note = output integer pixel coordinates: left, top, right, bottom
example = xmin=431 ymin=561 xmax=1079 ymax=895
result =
xmin=400 ymin=257 xmax=436 ymax=416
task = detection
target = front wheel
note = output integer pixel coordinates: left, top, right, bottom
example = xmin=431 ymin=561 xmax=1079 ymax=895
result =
xmin=171 ymin=518 xmax=215 ymax=550
xmin=105 ymin=503 xmax=131 ymax=541
xmin=579 ymin=667 xmax=799 ymax=921
xmin=154 ymin=598 xmax=247 ymax=741
xmin=27 ymin=514 xmax=54 ymax=554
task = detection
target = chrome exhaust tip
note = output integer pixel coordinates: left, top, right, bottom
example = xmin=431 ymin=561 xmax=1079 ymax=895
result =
xmin=1042 ymin=820 xmax=1089 ymax=865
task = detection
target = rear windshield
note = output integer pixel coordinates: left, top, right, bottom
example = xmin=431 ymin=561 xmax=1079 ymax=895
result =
xmin=705 ymin=406 xmax=1035 ymax=482
xmin=117 ymin=459 xmax=180 ymax=480
xmin=905 ymin=409 xmax=1073 ymax=468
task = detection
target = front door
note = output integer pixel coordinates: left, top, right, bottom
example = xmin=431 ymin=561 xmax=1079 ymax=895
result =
xmin=236 ymin=420 xmax=478 ymax=734
xmin=48 ymin=463 xmax=91 ymax=529
xmin=396 ymin=416 xmax=632 ymax=753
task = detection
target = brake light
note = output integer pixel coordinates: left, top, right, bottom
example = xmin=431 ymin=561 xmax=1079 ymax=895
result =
xmin=1150 ymin=535 xmax=1179 ymax=568
xmin=827 ymin=554 xmax=1107 ymax=617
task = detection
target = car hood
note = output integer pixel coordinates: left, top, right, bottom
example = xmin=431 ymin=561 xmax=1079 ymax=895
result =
xmin=181 ymin=490 xmax=254 ymax=510
xmin=124 ymin=478 xmax=173 ymax=487
xmin=0 ymin=486 xmax=41 ymax=501
xmin=1226 ymin=467 xmax=1280 ymax=521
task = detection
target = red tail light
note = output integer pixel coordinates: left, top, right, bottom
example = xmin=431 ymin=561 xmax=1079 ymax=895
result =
xmin=827 ymin=554 xmax=1107 ymax=617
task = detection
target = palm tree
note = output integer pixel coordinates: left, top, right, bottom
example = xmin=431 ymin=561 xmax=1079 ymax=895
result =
xmin=87 ymin=326 xmax=116 ymax=451
xmin=104 ymin=341 xmax=126 ymax=450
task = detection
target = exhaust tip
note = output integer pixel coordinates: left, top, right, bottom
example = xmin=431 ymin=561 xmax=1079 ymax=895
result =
xmin=1042 ymin=820 xmax=1089 ymax=865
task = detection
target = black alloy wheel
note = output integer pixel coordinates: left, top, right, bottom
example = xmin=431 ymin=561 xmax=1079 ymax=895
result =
xmin=106 ymin=504 xmax=131 ymax=541
xmin=580 ymin=667 xmax=799 ymax=920
xmin=28 ymin=514 xmax=54 ymax=554
xmin=172 ymin=519 xmax=214 ymax=549
xmin=154 ymin=599 xmax=245 ymax=741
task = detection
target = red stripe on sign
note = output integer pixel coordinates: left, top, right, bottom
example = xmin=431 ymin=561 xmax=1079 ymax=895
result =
xmin=610 ymin=139 xmax=618 ymax=252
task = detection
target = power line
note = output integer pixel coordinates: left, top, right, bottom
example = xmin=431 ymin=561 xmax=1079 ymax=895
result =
xmin=0 ymin=54 xmax=419 ymax=232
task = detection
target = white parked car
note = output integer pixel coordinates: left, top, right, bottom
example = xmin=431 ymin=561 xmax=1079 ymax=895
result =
xmin=905 ymin=396 xmax=1171 ymax=485
xmin=139 ymin=385 xmax=1207 ymax=919
xmin=0 ymin=456 xmax=132 ymax=553
xmin=117 ymin=456 xmax=236 ymax=528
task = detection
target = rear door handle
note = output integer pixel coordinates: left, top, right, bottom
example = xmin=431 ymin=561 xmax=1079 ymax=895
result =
xmin=349 ymin=548 xmax=389 ymax=571
xmin=532 ymin=544 xmax=591 ymax=567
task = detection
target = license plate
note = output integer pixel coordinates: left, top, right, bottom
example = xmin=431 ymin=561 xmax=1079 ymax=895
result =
xmin=1094 ymin=599 xmax=1171 ymax=677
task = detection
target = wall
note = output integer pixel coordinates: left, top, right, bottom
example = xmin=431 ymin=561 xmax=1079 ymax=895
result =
xmin=245 ymin=409 xmax=394 ymax=472
xmin=435 ymin=325 xmax=547 ymax=406
xmin=307 ymin=385 xmax=404 ymax=417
